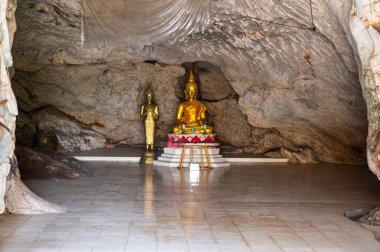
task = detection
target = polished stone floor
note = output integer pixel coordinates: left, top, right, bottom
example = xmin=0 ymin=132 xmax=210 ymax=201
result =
xmin=1 ymin=163 xmax=380 ymax=251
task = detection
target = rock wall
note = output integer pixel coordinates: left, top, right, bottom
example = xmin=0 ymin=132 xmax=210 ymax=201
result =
xmin=11 ymin=0 xmax=371 ymax=163
xmin=0 ymin=0 xmax=65 ymax=215
xmin=348 ymin=0 xmax=380 ymax=178
xmin=135 ymin=0 xmax=369 ymax=163
xmin=0 ymin=0 xmax=17 ymax=213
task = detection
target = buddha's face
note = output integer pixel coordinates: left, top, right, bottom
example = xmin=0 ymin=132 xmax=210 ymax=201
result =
xmin=147 ymin=94 xmax=152 ymax=103
xmin=185 ymin=85 xmax=197 ymax=100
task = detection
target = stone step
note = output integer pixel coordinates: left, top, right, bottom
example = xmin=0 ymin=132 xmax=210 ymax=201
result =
xmin=156 ymin=146 xmax=230 ymax=168
xmin=161 ymin=153 xmax=223 ymax=158
xmin=153 ymin=160 xmax=231 ymax=168
xmin=163 ymin=147 xmax=220 ymax=155
xmin=157 ymin=156 xmax=228 ymax=163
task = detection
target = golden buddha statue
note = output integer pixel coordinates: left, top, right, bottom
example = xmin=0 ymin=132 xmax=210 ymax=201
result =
xmin=173 ymin=71 xmax=213 ymax=134
xmin=140 ymin=88 xmax=159 ymax=151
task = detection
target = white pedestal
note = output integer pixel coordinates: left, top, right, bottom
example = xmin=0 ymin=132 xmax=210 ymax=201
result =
xmin=153 ymin=147 xmax=230 ymax=168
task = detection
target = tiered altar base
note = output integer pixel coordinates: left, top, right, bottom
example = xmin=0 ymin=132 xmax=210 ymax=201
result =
xmin=153 ymin=146 xmax=230 ymax=168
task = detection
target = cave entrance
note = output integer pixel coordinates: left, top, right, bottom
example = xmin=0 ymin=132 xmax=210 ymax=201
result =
xmin=2 ymin=12 xmax=380 ymax=252
xmin=3 ymin=0 xmax=380 ymax=250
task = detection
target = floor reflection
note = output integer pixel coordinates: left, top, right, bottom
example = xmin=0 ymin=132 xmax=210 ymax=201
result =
xmin=178 ymin=167 xmax=230 ymax=187
xmin=189 ymin=170 xmax=204 ymax=186
xmin=144 ymin=165 xmax=154 ymax=216
xmin=3 ymin=163 xmax=380 ymax=251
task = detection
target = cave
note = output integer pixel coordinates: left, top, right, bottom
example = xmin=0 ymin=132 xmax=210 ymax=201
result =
xmin=1 ymin=0 xmax=380 ymax=250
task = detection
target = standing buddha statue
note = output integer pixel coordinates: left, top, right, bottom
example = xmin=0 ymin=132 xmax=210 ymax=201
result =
xmin=140 ymin=88 xmax=159 ymax=151
xmin=173 ymin=71 xmax=213 ymax=134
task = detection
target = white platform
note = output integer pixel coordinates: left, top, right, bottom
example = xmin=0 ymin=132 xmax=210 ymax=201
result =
xmin=225 ymin=157 xmax=288 ymax=163
xmin=72 ymin=147 xmax=289 ymax=164
xmin=74 ymin=156 xmax=140 ymax=162
xmin=74 ymin=156 xmax=289 ymax=163
xmin=153 ymin=160 xmax=231 ymax=168
xmin=74 ymin=156 xmax=288 ymax=163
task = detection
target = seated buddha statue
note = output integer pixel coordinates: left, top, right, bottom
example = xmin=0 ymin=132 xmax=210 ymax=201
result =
xmin=173 ymin=71 xmax=213 ymax=134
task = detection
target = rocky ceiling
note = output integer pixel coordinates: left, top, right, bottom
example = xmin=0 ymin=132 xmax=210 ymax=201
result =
xmin=10 ymin=0 xmax=371 ymax=163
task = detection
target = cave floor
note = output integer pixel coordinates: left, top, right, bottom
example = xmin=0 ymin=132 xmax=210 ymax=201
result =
xmin=1 ymin=163 xmax=380 ymax=252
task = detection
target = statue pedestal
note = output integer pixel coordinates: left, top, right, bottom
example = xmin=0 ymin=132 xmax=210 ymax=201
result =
xmin=139 ymin=151 xmax=155 ymax=165
xmin=153 ymin=137 xmax=230 ymax=168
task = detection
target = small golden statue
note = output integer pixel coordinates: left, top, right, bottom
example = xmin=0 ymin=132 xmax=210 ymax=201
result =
xmin=173 ymin=71 xmax=213 ymax=134
xmin=140 ymin=88 xmax=159 ymax=164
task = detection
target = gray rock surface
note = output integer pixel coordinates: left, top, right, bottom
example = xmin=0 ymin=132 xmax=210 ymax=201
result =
xmin=10 ymin=0 xmax=372 ymax=164
xmin=198 ymin=61 xmax=235 ymax=101
xmin=1 ymin=0 xmax=65 ymax=215
xmin=348 ymin=0 xmax=380 ymax=179
xmin=5 ymin=158 xmax=66 ymax=214
xmin=15 ymin=111 xmax=36 ymax=147
xmin=15 ymin=146 xmax=89 ymax=180
xmin=32 ymin=107 xmax=107 ymax=152
xmin=0 ymin=0 xmax=18 ymax=213
xmin=206 ymin=98 xmax=251 ymax=147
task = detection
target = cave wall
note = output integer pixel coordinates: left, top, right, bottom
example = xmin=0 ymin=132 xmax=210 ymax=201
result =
xmin=0 ymin=0 xmax=17 ymax=213
xmin=11 ymin=0 xmax=370 ymax=163
xmin=14 ymin=61 xmax=185 ymax=151
xmin=0 ymin=0 xmax=379 ymax=215
xmin=348 ymin=0 xmax=380 ymax=178
xmin=0 ymin=0 xmax=65 ymax=215
xmin=134 ymin=0 xmax=369 ymax=163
